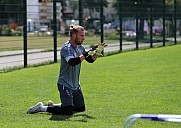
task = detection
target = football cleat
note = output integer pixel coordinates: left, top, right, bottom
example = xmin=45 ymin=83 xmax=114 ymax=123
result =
xmin=27 ymin=102 xmax=43 ymax=114
xmin=46 ymin=100 xmax=54 ymax=107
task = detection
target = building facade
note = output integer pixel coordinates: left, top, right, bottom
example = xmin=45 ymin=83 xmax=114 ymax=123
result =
xmin=27 ymin=0 xmax=62 ymax=32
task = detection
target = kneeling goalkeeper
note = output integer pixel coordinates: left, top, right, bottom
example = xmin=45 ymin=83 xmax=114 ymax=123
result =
xmin=27 ymin=25 xmax=106 ymax=116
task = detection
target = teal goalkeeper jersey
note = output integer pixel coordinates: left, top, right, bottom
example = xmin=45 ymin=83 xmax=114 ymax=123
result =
xmin=57 ymin=41 xmax=86 ymax=90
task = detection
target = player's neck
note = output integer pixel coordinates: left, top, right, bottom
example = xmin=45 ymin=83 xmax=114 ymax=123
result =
xmin=69 ymin=39 xmax=77 ymax=47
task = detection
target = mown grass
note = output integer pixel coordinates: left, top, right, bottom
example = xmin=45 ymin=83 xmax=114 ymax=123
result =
xmin=0 ymin=44 xmax=181 ymax=128
xmin=0 ymin=35 xmax=115 ymax=51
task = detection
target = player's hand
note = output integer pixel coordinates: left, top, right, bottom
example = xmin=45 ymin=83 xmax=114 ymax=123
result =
xmin=83 ymin=49 xmax=96 ymax=58
xmin=96 ymin=42 xmax=107 ymax=56
xmin=91 ymin=44 xmax=99 ymax=50
xmin=79 ymin=54 xmax=85 ymax=61
xmin=88 ymin=50 xmax=96 ymax=55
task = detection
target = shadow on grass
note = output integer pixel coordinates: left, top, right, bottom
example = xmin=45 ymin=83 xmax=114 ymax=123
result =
xmin=49 ymin=113 xmax=95 ymax=122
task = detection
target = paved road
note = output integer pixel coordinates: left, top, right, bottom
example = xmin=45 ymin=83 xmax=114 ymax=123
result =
xmin=0 ymin=43 xmax=153 ymax=69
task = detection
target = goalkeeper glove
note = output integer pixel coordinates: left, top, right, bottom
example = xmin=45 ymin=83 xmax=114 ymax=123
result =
xmin=95 ymin=42 xmax=107 ymax=56
xmin=83 ymin=44 xmax=99 ymax=57
xmin=83 ymin=42 xmax=107 ymax=57
xmin=83 ymin=49 xmax=96 ymax=58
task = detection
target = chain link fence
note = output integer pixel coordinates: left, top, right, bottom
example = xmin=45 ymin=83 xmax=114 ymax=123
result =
xmin=0 ymin=0 xmax=181 ymax=71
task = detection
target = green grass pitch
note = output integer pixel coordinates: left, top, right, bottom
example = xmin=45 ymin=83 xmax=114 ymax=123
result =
xmin=0 ymin=44 xmax=181 ymax=128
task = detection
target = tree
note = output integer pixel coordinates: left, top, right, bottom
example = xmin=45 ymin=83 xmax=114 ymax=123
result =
xmin=113 ymin=0 xmax=163 ymax=39
xmin=0 ymin=0 xmax=24 ymax=24
xmin=82 ymin=0 xmax=108 ymax=18
xmin=57 ymin=0 xmax=67 ymax=13
xmin=69 ymin=0 xmax=79 ymax=14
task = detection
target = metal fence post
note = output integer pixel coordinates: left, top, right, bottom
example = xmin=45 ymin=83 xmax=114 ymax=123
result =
xmin=23 ymin=0 xmax=27 ymax=67
xmin=53 ymin=0 xmax=57 ymax=63
xmin=79 ymin=0 xmax=83 ymax=26
xmin=174 ymin=0 xmax=177 ymax=44
xmin=150 ymin=0 xmax=153 ymax=48
xmin=136 ymin=1 xmax=139 ymax=49
xmin=119 ymin=0 xmax=123 ymax=51
xmin=163 ymin=0 xmax=165 ymax=46
xmin=100 ymin=0 xmax=104 ymax=44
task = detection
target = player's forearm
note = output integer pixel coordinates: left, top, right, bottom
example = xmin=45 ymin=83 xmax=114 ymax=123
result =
xmin=68 ymin=57 xmax=81 ymax=66
xmin=68 ymin=54 xmax=85 ymax=66
xmin=91 ymin=53 xmax=97 ymax=60
xmin=84 ymin=53 xmax=97 ymax=63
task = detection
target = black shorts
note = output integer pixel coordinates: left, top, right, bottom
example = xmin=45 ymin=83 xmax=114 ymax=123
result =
xmin=57 ymin=84 xmax=85 ymax=107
